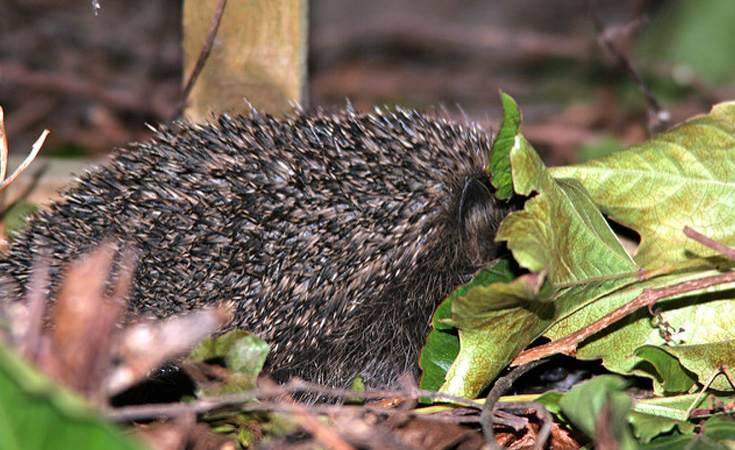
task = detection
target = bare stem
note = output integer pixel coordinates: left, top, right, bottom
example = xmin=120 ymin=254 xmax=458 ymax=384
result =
xmin=179 ymin=0 xmax=228 ymax=116
xmin=684 ymin=226 xmax=735 ymax=260
xmin=0 ymin=106 xmax=7 ymax=182
xmin=0 ymin=129 xmax=48 ymax=193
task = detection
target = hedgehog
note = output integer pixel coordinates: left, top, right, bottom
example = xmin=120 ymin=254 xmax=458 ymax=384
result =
xmin=0 ymin=106 xmax=515 ymax=388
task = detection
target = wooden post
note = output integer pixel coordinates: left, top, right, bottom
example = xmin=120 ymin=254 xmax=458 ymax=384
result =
xmin=182 ymin=0 xmax=308 ymax=121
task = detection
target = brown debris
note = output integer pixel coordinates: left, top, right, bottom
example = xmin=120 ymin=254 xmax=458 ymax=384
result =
xmin=1 ymin=241 xmax=232 ymax=402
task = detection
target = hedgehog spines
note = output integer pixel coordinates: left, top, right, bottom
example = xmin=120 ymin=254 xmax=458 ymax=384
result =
xmin=0 ymin=106 xmax=514 ymax=388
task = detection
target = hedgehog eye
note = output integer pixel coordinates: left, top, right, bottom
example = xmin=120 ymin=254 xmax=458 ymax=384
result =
xmin=457 ymin=173 xmax=493 ymax=229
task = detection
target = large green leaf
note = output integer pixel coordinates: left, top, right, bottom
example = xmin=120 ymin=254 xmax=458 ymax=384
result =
xmin=186 ymin=330 xmax=270 ymax=396
xmin=545 ymin=102 xmax=735 ymax=393
xmin=640 ymin=415 xmax=735 ymax=450
xmin=635 ymin=345 xmax=698 ymax=394
xmin=496 ymin=99 xmax=639 ymax=283
xmin=418 ymin=258 xmax=516 ymax=392
xmin=441 ymin=270 xmax=550 ymax=397
xmin=638 ymin=340 xmax=735 ymax=393
xmin=0 ymin=344 xmax=143 ymax=450
xmin=434 ymin=96 xmax=735 ymax=401
xmin=436 ymin=96 xmax=641 ymax=397
xmin=550 ymin=101 xmax=735 ymax=271
xmin=545 ymin=269 xmax=735 ymax=385
xmin=558 ymin=375 xmax=636 ymax=449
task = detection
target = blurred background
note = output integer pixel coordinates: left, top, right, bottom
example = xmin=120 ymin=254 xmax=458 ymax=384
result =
xmin=0 ymin=0 xmax=733 ymax=166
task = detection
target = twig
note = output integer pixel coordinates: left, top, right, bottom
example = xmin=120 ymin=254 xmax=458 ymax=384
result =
xmin=480 ymin=360 xmax=549 ymax=450
xmin=106 ymin=378 xmax=487 ymax=422
xmin=281 ymin=378 xmax=485 ymax=409
xmin=514 ymin=227 xmax=735 ymax=365
xmin=0 ymin=106 xmax=7 ymax=181
xmin=514 ymin=269 xmax=735 ymax=365
xmin=0 ymin=129 xmax=48 ymax=192
xmin=499 ymin=402 xmax=553 ymax=449
xmin=260 ymin=379 xmax=356 ymax=450
xmin=108 ymin=394 xmax=459 ymax=424
xmin=685 ymin=365 xmax=735 ymax=420
xmin=587 ymin=0 xmax=670 ymax=134
xmin=684 ymin=226 xmax=735 ymax=260
xmin=179 ymin=0 xmax=228 ymax=117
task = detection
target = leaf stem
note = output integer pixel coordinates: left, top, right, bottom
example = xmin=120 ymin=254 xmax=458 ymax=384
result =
xmin=684 ymin=226 xmax=735 ymax=260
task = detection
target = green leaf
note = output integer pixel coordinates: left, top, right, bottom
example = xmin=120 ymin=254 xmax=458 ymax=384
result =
xmin=550 ymin=101 xmax=735 ymax=271
xmin=418 ymin=284 xmax=460 ymax=392
xmin=188 ymin=329 xmax=269 ymax=376
xmin=418 ymin=258 xmax=518 ymax=393
xmin=558 ymin=375 xmax=635 ymax=449
xmin=647 ymin=341 xmax=735 ymax=392
xmin=437 ymin=93 xmax=641 ymax=397
xmin=441 ymin=270 xmax=550 ymax=397
xmin=630 ymin=411 xmax=695 ymax=444
xmin=540 ymin=102 xmax=735 ymax=393
xmin=635 ymin=346 xmax=698 ymax=394
xmin=547 ymin=269 xmax=735 ymax=390
xmin=187 ymin=330 xmax=269 ymax=396
xmin=487 ymin=91 xmax=521 ymax=200
xmin=640 ymin=415 xmax=735 ymax=450
xmin=532 ymin=390 xmax=563 ymax=416
xmin=0 ymin=344 xmax=143 ymax=450
xmin=634 ymin=391 xmax=732 ymax=422
xmin=497 ymin=114 xmax=639 ymax=281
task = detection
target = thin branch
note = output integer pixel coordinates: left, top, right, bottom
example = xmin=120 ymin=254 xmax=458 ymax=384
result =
xmin=587 ymin=0 xmax=670 ymax=134
xmin=0 ymin=130 xmax=48 ymax=192
xmin=107 ymin=394 xmax=472 ymax=425
xmin=259 ymin=379 xmax=356 ymax=450
xmin=513 ymin=269 xmax=735 ymax=365
xmin=179 ymin=0 xmax=228 ymax=116
xmin=684 ymin=226 xmax=735 ymax=260
xmin=106 ymin=378 xmax=488 ymax=422
xmin=481 ymin=360 xmax=549 ymax=450
xmin=0 ymin=106 xmax=7 ymax=181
